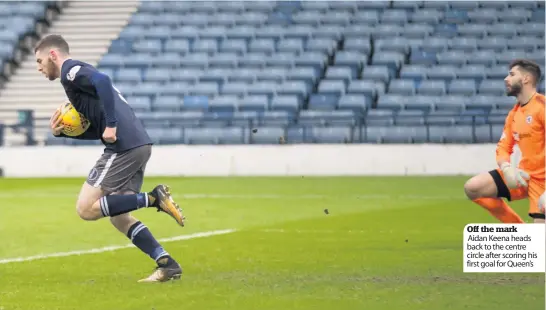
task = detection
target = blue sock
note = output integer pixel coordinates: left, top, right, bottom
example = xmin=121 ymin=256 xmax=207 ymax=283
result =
xmin=127 ymin=221 xmax=171 ymax=263
xmin=100 ymin=193 xmax=150 ymax=217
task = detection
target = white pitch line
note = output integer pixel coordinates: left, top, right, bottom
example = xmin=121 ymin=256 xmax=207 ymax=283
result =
xmin=0 ymin=192 xmax=465 ymax=200
xmin=0 ymin=229 xmax=236 ymax=265
xmin=260 ymin=228 xmax=370 ymax=234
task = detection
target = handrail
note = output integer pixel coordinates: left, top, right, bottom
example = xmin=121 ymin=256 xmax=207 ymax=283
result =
xmin=0 ymin=109 xmax=36 ymax=146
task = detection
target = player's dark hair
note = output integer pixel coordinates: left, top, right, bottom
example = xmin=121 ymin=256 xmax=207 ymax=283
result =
xmin=34 ymin=34 xmax=70 ymax=55
xmin=509 ymin=59 xmax=542 ymax=86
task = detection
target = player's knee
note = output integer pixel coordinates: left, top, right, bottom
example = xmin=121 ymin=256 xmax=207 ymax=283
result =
xmin=464 ymin=177 xmax=481 ymax=200
xmin=76 ymin=182 xmax=105 ymax=221
xmin=464 ymin=172 xmax=497 ymax=200
xmin=75 ymin=200 xmax=98 ymax=221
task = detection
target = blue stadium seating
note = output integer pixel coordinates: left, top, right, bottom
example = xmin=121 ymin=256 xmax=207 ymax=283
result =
xmin=0 ymin=1 xmax=54 ymax=78
xmin=71 ymin=1 xmax=546 ymax=146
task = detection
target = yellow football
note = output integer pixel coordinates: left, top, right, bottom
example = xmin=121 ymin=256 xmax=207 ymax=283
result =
xmin=56 ymin=102 xmax=91 ymax=137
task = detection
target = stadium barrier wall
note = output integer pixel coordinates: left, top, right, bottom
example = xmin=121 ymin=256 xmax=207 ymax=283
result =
xmin=0 ymin=144 xmax=513 ymax=177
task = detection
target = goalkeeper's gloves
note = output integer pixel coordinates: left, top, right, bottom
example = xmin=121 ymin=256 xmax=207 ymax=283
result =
xmin=500 ymin=162 xmax=530 ymax=189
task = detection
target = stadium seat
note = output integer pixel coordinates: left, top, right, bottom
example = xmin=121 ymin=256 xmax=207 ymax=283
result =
xmin=375 ymin=37 xmax=410 ymax=55
xmin=366 ymin=125 xmax=428 ymax=144
xmin=429 ymin=125 xmax=474 ymax=143
xmin=427 ymin=110 xmax=459 ymax=125
xmin=338 ymin=94 xmax=370 ymax=114
xmin=418 ymin=80 xmax=446 ymax=96
xmin=468 ymin=9 xmax=497 ymax=24
xmin=334 ymin=51 xmax=366 ymax=72
xmin=372 ymin=51 xmax=405 ymax=71
xmin=410 ymin=51 xmax=437 ymax=66
xmin=153 ymin=95 xmax=181 ymax=112
xmin=405 ymin=95 xmax=436 ymax=111
xmin=271 ymin=95 xmax=301 ymax=113
xmin=262 ymin=111 xmax=295 ymax=127
xmin=474 ymin=125 xmax=496 ymax=143
xmin=436 ymin=96 xmax=468 ymax=112
xmin=377 ymin=94 xmax=405 ymax=110
xmin=299 ymin=110 xmax=357 ymax=127
xmin=310 ymin=127 xmax=352 ymax=144
xmin=479 ymin=80 xmax=506 ymax=96
xmin=436 ymin=50 xmax=467 ymax=66
xmin=160 ymin=82 xmax=191 ymax=96
xmin=250 ymin=127 xmax=285 ymax=144
xmin=449 ymin=37 xmax=478 ymax=52
xmin=308 ymin=94 xmax=338 ymax=111
xmin=394 ymin=110 xmax=426 ymax=126
xmin=427 ymin=65 xmax=457 ymax=83
xmin=182 ymin=96 xmax=209 ymax=111
xmin=146 ymin=128 xmax=183 ymax=145
xmin=239 ymin=95 xmax=269 ymax=112
xmin=324 ymin=66 xmax=354 ymax=84
xmin=209 ymin=96 xmax=239 ymax=112
xmin=456 ymin=66 xmax=486 ymax=84
xmin=361 ymin=66 xmax=391 ymax=83
xmin=448 ymin=79 xmax=477 ymax=96
xmin=399 ymin=65 xmax=427 ymax=83
xmin=366 ymin=109 xmax=395 ymax=126
xmin=295 ymin=52 xmax=328 ymax=74
xmin=285 ymin=126 xmax=308 ymax=144
xmin=184 ymin=127 xmax=246 ymax=144
xmin=389 ymin=79 xmax=416 ymax=96
xmin=145 ymin=68 xmax=170 ymax=83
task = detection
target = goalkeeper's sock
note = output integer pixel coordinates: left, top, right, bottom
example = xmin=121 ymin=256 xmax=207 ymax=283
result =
xmin=473 ymin=198 xmax=524 ymax=223
xmin=99 ymin=193 xmax=149 ymax=217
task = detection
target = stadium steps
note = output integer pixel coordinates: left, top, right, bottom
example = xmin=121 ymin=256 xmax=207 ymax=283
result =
xmin=0 ymin=0 xmax=139 ymax=146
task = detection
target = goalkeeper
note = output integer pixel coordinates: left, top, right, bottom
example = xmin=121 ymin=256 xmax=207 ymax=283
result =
xmin=37 ymin=34 xmax=185 ymax=282
xmin=464 ymin=59 xmax=544 ymax=224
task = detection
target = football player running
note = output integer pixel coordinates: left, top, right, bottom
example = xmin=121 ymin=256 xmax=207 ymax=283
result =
xmin=37 ymin=34 xmax=185 ymax=282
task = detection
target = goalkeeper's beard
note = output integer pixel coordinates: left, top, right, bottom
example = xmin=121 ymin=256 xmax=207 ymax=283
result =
xmin=506 ymin=82 xmax=522 ymax=97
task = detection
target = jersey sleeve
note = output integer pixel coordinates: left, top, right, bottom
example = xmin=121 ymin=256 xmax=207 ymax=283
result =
xmin=62 ymin=62 xmax=118 ymax=128
xmin=495 ymin=110 xmax=516 ymax=165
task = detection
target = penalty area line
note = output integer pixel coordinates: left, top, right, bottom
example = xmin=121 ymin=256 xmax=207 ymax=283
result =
xmin=0 ymin=229 xmax=236 ymax=265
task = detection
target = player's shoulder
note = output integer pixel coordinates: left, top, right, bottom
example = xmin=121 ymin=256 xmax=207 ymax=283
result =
xmin=61 ymin=59 xmax=96 ymax=83
xmin=530 ymin=93 xmax=545 ymax=113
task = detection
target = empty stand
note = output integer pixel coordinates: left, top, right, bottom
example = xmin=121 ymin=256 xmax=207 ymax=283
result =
xmin=93 ymin=1 xmax=542 ymax=145
xmin=0 ymin=1 xmax=59 ymax=145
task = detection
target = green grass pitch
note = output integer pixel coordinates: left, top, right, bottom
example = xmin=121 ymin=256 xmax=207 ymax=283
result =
xmin=0 ymin=176 xmax=543 ymax=310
